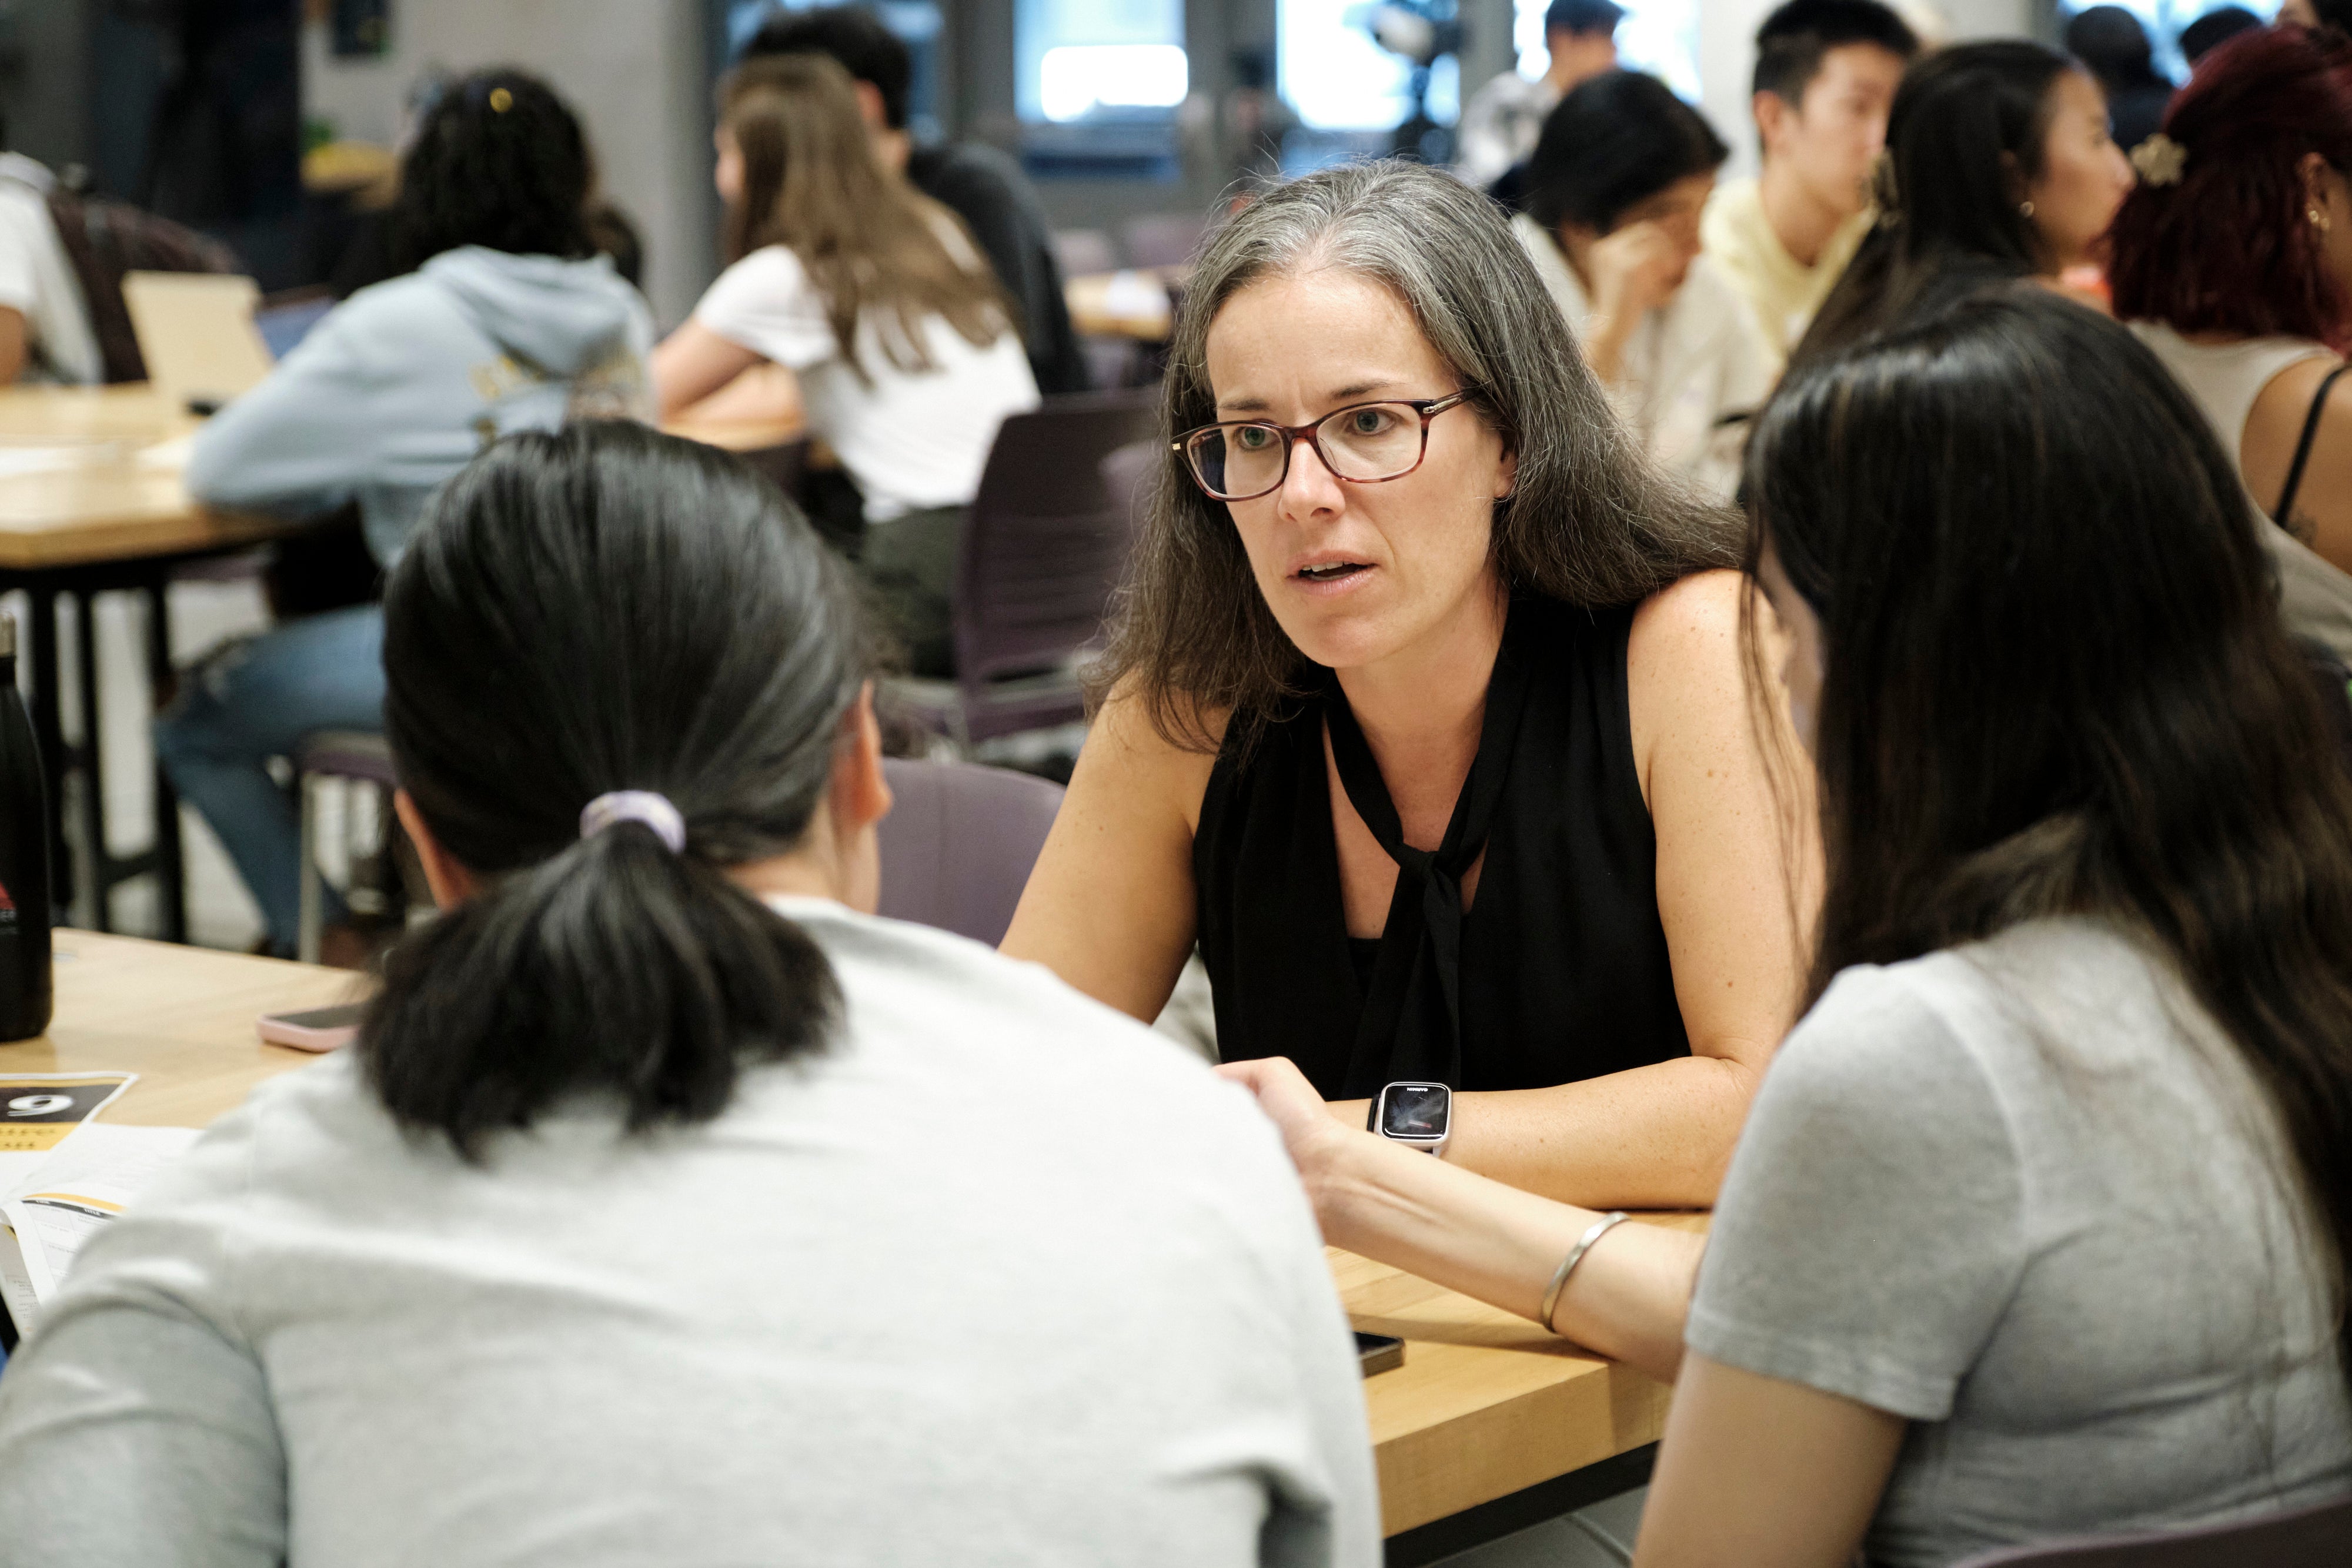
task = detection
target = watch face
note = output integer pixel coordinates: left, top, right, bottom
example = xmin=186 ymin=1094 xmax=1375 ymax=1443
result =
xmin=1379 ymin=1083 xmax=1449 ymax=1139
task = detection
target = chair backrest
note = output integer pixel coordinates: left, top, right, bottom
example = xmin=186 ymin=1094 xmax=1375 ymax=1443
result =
xmin=953 ymin=389 xmax=1160 ymax=690
xmin=1122 ymin=211 xmax=1208 ymax=270
xmin=1099 ymin=438 xmax=1161 ymax=543
xmin=1953 ymin=1493 xmax=2352 ymax=1568
xmin=876 ymin=758 xmax=1065 ymax=945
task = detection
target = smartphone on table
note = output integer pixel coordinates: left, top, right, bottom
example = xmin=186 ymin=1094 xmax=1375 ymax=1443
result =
xmin=256 ymin=1002 xmax=367 ymax=1053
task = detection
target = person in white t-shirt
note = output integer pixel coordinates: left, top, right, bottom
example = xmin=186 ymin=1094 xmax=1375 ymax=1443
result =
xmin=0 ymin=148 xmax=101 ymax=385
xmin=654 ymin=52 xmax=1040 ymax=676
xmin=0 ymin=421 xmax=1380 ymax=1568
xmin=1511 ymin=72 xmax=1776 ymax=500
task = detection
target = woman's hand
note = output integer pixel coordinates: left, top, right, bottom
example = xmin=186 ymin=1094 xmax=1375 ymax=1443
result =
xmin=1215 ymin=1056 xmax=1362 ymax=1208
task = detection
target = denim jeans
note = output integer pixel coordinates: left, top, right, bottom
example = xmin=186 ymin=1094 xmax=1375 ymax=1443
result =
xmin=153 ymin=605 xmax=385 ymax=955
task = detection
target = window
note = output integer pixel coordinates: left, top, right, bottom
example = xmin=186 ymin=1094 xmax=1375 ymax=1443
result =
xmin=1017 ymin=0 xmax=1188 ymax=124
xmin=1514 ymin=0 xmax=1698 ymax=103
xmin=1279 ymin=0 xmax=1459 ymax=134
xmin=720 ymin=1 xmax=947 ymax=141
xmin=2057 ymin=0 xmax=2278 ymax=81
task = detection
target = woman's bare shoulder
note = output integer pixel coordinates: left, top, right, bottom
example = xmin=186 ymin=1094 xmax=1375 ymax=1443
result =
xmin=1086 ymin=677 xmax=1231 ymax=833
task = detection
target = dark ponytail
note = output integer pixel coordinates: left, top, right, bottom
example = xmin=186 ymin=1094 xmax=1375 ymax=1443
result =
xmin=366 ymin=422 xmax=876 ymax=1160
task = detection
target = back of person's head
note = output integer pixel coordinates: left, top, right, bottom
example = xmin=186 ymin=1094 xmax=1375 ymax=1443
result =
xmin=2065 ymin=5 xmax=2167 ymax=92
xmin=2180 ymin=5 xmax=2261 ymax=63
xmin=743 ymin=3 xmax=913 ymax=131
xmin=2110 ymin=24 xmax=2352 ymax=350
xmin=1794 ymin=40 xmax=2074 ymax=363
xmin=1748 ymin=289 xmax=2352 ymax=1375
xmin=1544 ymin=0 xmax=1624 ymax=39
xmin=1524 ymin=71 xmax=1727 ymax=236
xmin=1103 ymin=159 xmax=1735 ymax=752
xmin=1751 ymin=0 xmax=1920 ymax=103
xmin=365 ymin=422 xmax=878 ymax=1160
xmin=718 ymin=53 xmax=1005 ymax=375
xmin=389 ymin=69 xmax=595 ymax=274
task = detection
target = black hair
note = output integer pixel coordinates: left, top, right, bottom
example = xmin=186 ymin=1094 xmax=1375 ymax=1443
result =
xmin=1793 ymin=41 xmax=2074 ymax=366
xmin=1544 ymin=0 xmax=1625 ymax=39
xmin=584 ymin=201 xmax=643 ymax=287
xmin=1752 ymin=0 xmax=1919 ymax=103
xmin=2180 ymin=5 xmax=2262 ymax=62
xmin=2065 ymin=5 xmax=2168 ymax=93
xmin=365 ymin=422 xmax=878 ymax=1161
xmin=1748 ymin=288 xmax=2352 ymax=1383
xmin=744 ymin=5 xmax=912 ymax=131
xmin=388 ymin=69 xmax=596 ymax=273
xmin=1525 ymin=70 xmax=1728 ymax=235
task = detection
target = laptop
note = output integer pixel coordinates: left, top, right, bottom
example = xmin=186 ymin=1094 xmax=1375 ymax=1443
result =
xmin=119 ymin=270 xmax=275 ymax=413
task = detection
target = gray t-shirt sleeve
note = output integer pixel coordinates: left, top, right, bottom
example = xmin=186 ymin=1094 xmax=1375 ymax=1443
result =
xmin=1686 ymin=963 xmax=2029 ymax=1422
xmin=0 ymin=1109 xmax=285 ymax=1568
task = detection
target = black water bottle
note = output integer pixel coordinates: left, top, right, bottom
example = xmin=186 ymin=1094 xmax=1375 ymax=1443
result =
xmin=0 ymin=611 xmax=51 ymax=1041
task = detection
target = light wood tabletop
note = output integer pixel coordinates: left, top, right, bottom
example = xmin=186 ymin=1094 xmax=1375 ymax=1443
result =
xmin=1065 ymin=267 xmax=1178 ymax=341
xmin=0 ymin=386 xmax=292 ymax=572
xmin=0 ymin=931 xmax=357 ymax=1126
xmin=0 ymin=381 xmax=810 ymax=575
xmin=0 ymin=931 xmax=1677 ymax=1537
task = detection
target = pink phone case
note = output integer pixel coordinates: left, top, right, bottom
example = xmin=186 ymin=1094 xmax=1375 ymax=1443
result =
xmin=255 ymin=1007 xmax=363 ymax=1053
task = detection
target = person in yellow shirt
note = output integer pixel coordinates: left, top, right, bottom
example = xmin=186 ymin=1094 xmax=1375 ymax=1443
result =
xmin=1700 ymin=0 xmax=1918 ymax=359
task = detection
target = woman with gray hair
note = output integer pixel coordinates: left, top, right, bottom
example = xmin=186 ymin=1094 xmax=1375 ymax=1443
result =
xmin=1004 ymin=162 xmax=1809 ymax=1209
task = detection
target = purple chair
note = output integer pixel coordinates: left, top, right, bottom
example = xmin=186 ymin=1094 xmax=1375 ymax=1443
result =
xmin=1953 ymin=1493 xmax=2352 ymax=1567
xmin=887 ymin=389 xmax=1159 ymax=748
xmin=876 ymin=758 xmax=1065 ymax=945
xmin=295 ymin=730 xmax=400 ymax=964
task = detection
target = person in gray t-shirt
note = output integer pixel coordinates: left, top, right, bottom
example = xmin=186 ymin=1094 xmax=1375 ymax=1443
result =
xmin=1224 ymin=290 xmax=2352 ymax=1566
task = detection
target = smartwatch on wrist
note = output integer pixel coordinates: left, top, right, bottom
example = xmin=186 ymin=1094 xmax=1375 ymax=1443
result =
xmin=1367 ymin=1081 xmax=1451 ymax=1156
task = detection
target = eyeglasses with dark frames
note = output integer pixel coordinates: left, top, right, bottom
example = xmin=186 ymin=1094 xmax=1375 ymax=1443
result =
xmin=1171 ymin=390 xmax=1481 ymax=503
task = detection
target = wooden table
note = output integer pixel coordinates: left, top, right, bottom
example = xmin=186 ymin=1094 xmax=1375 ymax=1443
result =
xmin=1064 ymin=266 xmax=1178 ymax=341
xmin=0 ymin=385 xmax=313 ymax=940
xmin=0 ymin=934 xmax=1674 ymax=1557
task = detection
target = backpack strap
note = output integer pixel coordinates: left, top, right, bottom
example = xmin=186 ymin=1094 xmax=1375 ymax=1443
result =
xmin=2274 ymin=360 xmax=2352 ymax=527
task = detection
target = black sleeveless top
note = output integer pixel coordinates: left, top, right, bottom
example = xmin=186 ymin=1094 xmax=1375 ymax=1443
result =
xmin=1194 ymin=596 xmax=1689 ymax=1099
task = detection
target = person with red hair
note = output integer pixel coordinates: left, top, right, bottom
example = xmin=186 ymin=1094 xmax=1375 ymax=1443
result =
xmin=2110 ymin=24 xmax=2352 ymax=661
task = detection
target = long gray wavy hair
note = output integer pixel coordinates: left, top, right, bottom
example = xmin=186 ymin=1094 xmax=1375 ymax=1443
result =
xmin=1094 ymin=159 xmax=1739 ymax=753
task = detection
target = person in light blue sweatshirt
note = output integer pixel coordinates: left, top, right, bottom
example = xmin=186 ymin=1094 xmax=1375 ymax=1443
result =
xmin=159 ymin=69 xmax=654 ymax=957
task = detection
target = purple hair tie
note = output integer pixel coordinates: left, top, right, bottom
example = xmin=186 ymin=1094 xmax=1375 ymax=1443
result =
xmin=578 ymin=791 xmax=687 ymax=854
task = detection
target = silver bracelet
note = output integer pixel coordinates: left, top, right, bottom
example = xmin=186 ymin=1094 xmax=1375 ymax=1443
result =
xmin=1536 ymin=1211 xmax=1630 ymax=1333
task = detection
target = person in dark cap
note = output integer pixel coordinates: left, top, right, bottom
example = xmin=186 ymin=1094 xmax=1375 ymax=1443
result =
xmin=2066 ymin=5 xmax=2173 ymax=155
xmin=1454 ymin=0 xmax=1624 ymax=189
xmin=745 ymin=5 xmax=1088 ymax=395
xmin=2180 ymin=6 xmax=2261 ymax=63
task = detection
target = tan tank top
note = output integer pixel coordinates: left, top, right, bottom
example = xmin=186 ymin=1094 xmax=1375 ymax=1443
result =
xmin=2130 ymin=321 xmax=2352 ymax=664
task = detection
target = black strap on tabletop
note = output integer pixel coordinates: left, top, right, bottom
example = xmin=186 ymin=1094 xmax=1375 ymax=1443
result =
xmin=1322 ymin=617 xmax=1535 ymax=1096
xmin=2275 ymin=362 xmax=2352 ymax=527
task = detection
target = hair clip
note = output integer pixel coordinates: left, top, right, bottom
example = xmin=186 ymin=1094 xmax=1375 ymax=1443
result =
xmin=1867 ymin=149 xmax=1900 ymax=215
xmin=2129 ymin=133 xmax=2186 ymax=188
xmin=488 ymin=86 xmax=514 ymax=113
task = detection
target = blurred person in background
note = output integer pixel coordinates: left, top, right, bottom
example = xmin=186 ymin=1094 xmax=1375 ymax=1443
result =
xmin=747 ymin=5 xmax=1087 ymax=396
xmin=1700 ymin=0 xmax=1917 ymax=358
xmin=1512 ymin=72 xmax=1774 ymax=499
xmin=2066 ymin=6 xmax=2174 ymax=157
xmin=2180 ymin=5 xmax=2262 ymax=63
xmin=2110 ymin=22 xmax=2352 ymax=662
xmin=1794 ymin=41 xmax=2133 ymax=365
xmin=653 ymin=54 xmax=1037 ymax=678
xmin=157 ymin=70 xmax=653 ymax=960
xmin=2281 ymin=0 xmax=2352 ymax=35
xmin=0 ymin=121 xmax=101 ymax=385
xmin=1454 ymin=0 xmax=1623 ymax=192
